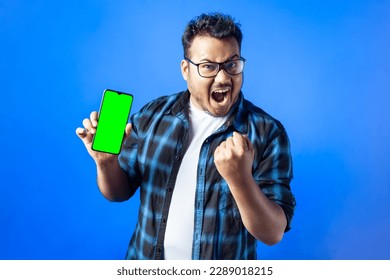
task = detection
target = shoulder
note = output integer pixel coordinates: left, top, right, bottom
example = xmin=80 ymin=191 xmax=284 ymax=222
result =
xmin=129 ymin=91 xmax=188 ymax=133
xmin=137 ymin=91 xmax=184 ymax=116
xmin=239 ymin=96 xmax=287 ymax=138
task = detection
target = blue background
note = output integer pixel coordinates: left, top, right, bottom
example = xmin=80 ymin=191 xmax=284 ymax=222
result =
xmin=1 ymin=0 xmax=389 ymax=260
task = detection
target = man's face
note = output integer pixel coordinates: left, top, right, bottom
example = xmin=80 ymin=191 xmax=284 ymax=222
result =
xmin=181 ymin=36 xmax=243 ymax=117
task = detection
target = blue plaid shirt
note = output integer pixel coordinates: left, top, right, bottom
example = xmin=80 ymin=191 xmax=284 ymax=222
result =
xmin=119 ymin=90 xmax=295 ymax=260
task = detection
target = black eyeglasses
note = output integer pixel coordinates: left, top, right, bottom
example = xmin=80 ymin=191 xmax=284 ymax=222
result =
xmin=184 ymin=57 xmax=246 ymax=78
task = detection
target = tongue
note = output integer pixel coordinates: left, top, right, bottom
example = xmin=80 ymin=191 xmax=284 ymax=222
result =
xmin=212 ymin=91 xmax=225 ymax=103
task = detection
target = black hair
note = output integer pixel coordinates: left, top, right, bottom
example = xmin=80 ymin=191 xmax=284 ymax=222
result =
xmin=181 ymin=12 xmax=243 ymax=58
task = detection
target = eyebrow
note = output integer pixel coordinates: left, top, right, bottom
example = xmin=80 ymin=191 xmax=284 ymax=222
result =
xmin=199 ymin=54 xmax=240 ymax=63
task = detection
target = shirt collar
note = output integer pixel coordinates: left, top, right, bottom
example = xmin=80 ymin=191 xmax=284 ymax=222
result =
xmin=225 ymin=92 xmax=248 ymax=134
xmin=166 ymin=90 xmax=191 ymax=116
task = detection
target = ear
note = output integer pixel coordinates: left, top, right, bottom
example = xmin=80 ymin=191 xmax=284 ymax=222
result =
xmin=181 ymin=59 xmax=189 ymax=81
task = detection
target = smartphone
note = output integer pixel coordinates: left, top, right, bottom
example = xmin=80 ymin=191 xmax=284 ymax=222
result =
xmin=91 ymin=89 xmax=133 ymax=155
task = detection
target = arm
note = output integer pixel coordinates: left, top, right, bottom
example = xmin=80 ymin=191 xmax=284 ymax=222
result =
xmin=95 ymin=156 xmax=132 ymax=202
xmin=214 ymin=132 xmax=288 ymax=245
xmin=76 ymin=111 xmax=133 ymax=202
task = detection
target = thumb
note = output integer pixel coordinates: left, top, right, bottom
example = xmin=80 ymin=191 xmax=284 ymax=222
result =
xmin=124 ymin=123 xmax=132 ymax=140
xmin=242 ymin=134 xmax=253 ymax=152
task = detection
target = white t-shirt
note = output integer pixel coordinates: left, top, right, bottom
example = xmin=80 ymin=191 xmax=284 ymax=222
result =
xmin=163 ymin=100 xmax=228 ymax=259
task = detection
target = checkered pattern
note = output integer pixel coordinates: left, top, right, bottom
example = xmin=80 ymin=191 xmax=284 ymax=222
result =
xmin=119 ymin=90 xmax=295 ymax=259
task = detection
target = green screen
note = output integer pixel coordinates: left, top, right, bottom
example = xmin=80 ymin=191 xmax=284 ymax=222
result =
xmin=92 ymin=90 xmax=133 ymax=154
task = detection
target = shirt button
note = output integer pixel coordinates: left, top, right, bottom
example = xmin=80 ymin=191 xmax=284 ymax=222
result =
xmin=175 ymin=155 xmax=180 ymax=160
xmin=167 ymin=188 xmax=172 ymax=193
xmin=161 ymin=218 xmax=166 ymax=223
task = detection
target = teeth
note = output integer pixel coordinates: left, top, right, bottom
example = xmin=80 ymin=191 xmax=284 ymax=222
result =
xmin=213 ymin=88 xmax=229 ymax=94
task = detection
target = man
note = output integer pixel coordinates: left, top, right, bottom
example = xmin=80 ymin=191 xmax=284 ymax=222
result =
xmin=76 ymin=13 xmax=296 ymax=260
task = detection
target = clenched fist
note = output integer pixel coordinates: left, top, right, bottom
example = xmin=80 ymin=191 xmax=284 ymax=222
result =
xmin=214 ymin=132 xmax=255 ymax=186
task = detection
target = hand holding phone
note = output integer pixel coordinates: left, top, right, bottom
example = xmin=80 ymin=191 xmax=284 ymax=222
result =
xmin=76 ymin=89 xmax=133 ymax=158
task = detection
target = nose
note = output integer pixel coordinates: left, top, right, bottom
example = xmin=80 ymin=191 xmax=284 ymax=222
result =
xmin=214 ymin=67 xmax=231 ymax=83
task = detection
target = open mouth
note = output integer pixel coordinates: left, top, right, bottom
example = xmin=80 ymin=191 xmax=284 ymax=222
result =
xmin=211 ymin=88 xmax=230 ymax=103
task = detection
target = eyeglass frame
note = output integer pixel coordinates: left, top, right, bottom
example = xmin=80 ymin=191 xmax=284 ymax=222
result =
xmin=184 ymin=56 xmax=246 ymax=78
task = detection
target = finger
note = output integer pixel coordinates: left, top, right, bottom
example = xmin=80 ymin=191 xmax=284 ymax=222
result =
xmin=242 ymin=134 xmax=253 ymax=151
xmin=75 ymin=127 xmax=87 ymax=138
xmin=82 ymin=118 xmax=96 ymax=134
xmin=226 ymin=136 xmax=234 ymax=148
xmin=75 ymin=127 xmax=93 ymax=146
xmin=219 ymin=140 xmax=227 ymax=150
xmin=214 ymin=144 xmax=225 ymax=162
xmin=215 ymin=141 xmax=225 ymax=156
xmin=232 ymin=131 xmax=248 ymax=150
xmin=90 ymin=111 xmax=98 ymax=127
xmin=124 ymin=123 xmax=132 ymax=138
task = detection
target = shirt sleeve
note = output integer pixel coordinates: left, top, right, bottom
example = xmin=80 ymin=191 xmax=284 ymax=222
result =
xmin=118 ymin=113 xmax=142 ymax=194
xmin=253 ymin=128 xmax=296 ymax=232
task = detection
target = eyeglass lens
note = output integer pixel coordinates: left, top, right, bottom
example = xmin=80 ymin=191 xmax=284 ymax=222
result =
xmin=198 ymin=60 xmax=244 ymax=77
